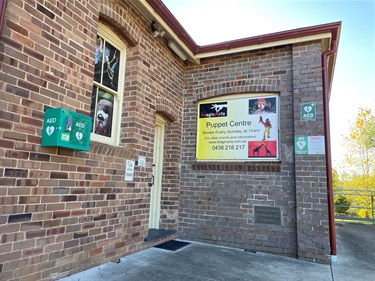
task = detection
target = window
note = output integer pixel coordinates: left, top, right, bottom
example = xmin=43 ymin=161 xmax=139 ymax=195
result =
xmin=90 ymin=23 xmax=126 ymax=145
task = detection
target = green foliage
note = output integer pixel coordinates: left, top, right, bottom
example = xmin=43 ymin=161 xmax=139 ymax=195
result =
xmin=343 ymin=108 xmax=375 ymax=177
xmin=337 ymin=108 xmax=375 ymax=219
xmin=334 ymin=195 xmax=350 ymax=214
xmin=332 ymin=168 xmax=340 ymax=188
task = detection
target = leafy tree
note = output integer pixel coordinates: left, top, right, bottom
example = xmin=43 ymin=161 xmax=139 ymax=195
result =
xmin=339 ymin=108 xmax=375 ymax=219
xmin=344 ymin=108 xmax=375 ymax=177
xmin=334 ymin=195 xmax=350 ymax=214
xmin=332 ymin=168 xmax=341 ymax=188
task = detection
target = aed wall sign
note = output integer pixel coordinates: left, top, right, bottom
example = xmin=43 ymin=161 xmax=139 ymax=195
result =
xmin=294 ymin=136 xmax=325 ymax=155
xmin=196 ymin=94 xmax=280 ymax=161
xmin=41 ymin=108 xmax=92 ymax=151
xmin=300 ymin=102 xmax=316 ymax=121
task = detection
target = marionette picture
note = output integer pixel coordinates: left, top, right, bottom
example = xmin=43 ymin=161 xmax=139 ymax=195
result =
xmin=249 ymin=97 xmax=277 ymax=114
xmin=94 ymin=35 xmax=120 ymax=91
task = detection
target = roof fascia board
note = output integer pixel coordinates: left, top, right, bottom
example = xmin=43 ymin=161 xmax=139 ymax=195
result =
xmin=142 ymin=1 xmax=340 ymax=63
xmin=145 ymin=0 xmax=198 ymax=50
xmin=195 ymin=33 xmax=332 ymax=59
xmin=134 ymin=0 xmax=198 ymax=62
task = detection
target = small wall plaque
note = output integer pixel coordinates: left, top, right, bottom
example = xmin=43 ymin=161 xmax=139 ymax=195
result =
xmin=254 ymin=205 xmax=282 ymax=225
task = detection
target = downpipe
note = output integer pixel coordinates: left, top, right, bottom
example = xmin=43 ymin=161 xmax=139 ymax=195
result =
xmin=0 ymin=0 xmax=6 ymax=34
xmin=322 ymin=40 xmax=338 ymax=263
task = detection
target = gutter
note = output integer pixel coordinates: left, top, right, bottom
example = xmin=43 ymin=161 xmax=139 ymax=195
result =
xmin=322 ymin=40 xmax=338 ymax=263
xmin=146 ymin=0 xmax=341 ymax=61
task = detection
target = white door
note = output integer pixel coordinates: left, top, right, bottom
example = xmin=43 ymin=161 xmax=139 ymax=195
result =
xmin=149 ymin=115 xmax=166 ymax=229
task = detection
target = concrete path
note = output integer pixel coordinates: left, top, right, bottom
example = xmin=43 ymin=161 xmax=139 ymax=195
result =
xmin=60 ymin=223 xmax=375 ymax=281
xmin=332 ymin=223 xmax=375 ymax=281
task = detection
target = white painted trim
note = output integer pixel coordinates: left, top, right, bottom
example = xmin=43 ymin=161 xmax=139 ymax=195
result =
xmin=91 ymin=23 xmax=127 ymax=146
xmin=131 ymin=0 xmax=197 ymax=62
xmin=132 ymin=0 xmax=332 ymax=63
xmin=149 ymin=115 xmax=166 ymax=229
xmin=194 ymin=33 xmax=332 ymax=59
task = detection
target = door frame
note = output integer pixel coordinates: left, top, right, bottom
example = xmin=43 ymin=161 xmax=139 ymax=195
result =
xmin=149 ymin=115 xmax=166 ymax=229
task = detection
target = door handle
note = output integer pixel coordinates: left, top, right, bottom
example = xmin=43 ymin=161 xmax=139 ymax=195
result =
xmin=149 ymin=175 xmax=154 ymax=187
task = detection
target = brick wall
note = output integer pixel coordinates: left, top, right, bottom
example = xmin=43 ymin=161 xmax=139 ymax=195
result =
xmin=0 ymin=0 xmax=332 ymax=279
xmin=0 ymin=1 xmax=183 ymax=280
xmin=179 ymin=42 xmax=330 ymax=262
xmin=292 ymin=42 xmax=330 ymax=262
xmin=180 ymin=46 xmax=298 ymax=257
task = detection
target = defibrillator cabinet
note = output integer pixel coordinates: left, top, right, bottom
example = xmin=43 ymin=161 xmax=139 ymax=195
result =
xmin=41 ymin=108 xmax=92 ymax=151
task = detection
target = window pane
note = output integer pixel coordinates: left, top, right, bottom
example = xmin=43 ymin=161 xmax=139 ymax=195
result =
xmin=94 ymin=36 xmax=104 ymax=83
xmin=102 ymin=41 xmax=120 ymax=91
xmin=93 ymin=90 xmax=114 ymax=137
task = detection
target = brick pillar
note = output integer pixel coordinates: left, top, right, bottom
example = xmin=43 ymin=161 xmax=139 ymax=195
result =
xmin=292 ymin=41 xmax=330 ymax=263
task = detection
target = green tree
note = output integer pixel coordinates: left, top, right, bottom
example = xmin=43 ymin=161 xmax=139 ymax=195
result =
xmin=344 ymin=108 xmax=375 ymax=177
xmin=334 ymin=196 xmax=350 ymax=214
xmin=340 ymin=108 xmax=375 ymax=218
xmin=332 ymin=168 xmax=341 ymax=188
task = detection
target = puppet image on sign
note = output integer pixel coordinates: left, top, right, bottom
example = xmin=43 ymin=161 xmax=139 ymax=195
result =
xmin=90 ymin=89 xmax=114 ymax=137
xmin=94 ymin=36 xmax=120 ymax=91
xmin=249 ymin=97 xmax=277 ymax=141
xmin=248 ymin=141 xmax=277 ymax=158
xmin=259 ymin=115 xmax=272 ymax=140
xmin=94 ymin=36 xmax=104 ymax=83
xmin=249 ymin=97 xmax=277 ymax=115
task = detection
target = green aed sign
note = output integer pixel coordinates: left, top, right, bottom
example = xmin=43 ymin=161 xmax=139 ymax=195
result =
xmin=294 ymin=136 xmax=308 ymax=154
xmin=41 ymin=108 xmax=92 ymax=151
xmin=301 ymin=102 xmax=316 ymax=121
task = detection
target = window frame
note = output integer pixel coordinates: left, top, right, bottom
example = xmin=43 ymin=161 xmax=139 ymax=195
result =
xmin=90 ymin=23 xmax=127 ymax=146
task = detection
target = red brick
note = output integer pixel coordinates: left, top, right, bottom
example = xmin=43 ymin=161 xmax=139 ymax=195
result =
xmin=46 ymin=203 xmax=65 ymax=211
xmin=0 ymin=196 xmax=18 ymax=205
xmin=44 ymin=242 xmax=63 ymax=253
xmin=13 ymin=239 xmax=35 ymax=251
xmin=31 ymin=212 xmax=53 ymax=221
xmin=90 ymin=247 xmax=103 ymax=257
xmin=25 ymin=204 xmax=46 ymax=213
xmin=23 ymin=247 xmax=43 ymax=257
xmin=0 ymin=178 xmax=16 ymax=186
xmin=41 ymin=196 xmax=60 ymax=203
xmin=19 ymin=196 xmax=41 ymax=204
xmin=25 ymin=229 xmax=46 ymax=239
xmin=3 ymin=131 xmax=28 ymax=141
xmin=0 ymin=250 xmax=22 ymax=263
xmin=46 ymin=227 xmax=65 ymax=236
xmin=0 ymin=139 xmax=15 ymax=148
xmin=0 ymin=243 xmax=12 ymax=254
xmin=0 ymin=223 xmax=21 ymax=235
xmin=29 ymin=254 xmax=48 ymax=266
xmin=19 ymin=271 xmax=41 ymax=281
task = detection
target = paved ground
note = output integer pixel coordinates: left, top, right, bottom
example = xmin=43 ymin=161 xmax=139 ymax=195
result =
xmin=331 ymin=222 xmax=375 ymax=281
xmin=60 ymin=223 xmax=375 ymax=281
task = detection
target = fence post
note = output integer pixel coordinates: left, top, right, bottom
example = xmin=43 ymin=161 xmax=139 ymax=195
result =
xmin=372 ymin=195 xmax=374 ymax=225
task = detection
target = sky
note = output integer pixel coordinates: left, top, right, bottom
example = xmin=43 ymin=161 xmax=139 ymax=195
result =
xmin=163 ymin=0 xmax=375 ymax=169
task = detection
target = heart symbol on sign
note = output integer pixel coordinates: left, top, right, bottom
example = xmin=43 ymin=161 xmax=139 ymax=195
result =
xmin=76 ymin=132 xmax=83 ymax=141
xmin=304 ymin=106 xmax=312 ymax=113
xmin=297 ymin=140 xmax=306 ymax=150
xmin=46 ymin=126 xmax=54 ymax=136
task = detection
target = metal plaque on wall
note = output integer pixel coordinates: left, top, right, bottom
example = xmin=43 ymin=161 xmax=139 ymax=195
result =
xmin=254 ymin=205 xmax=282 ymax=225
